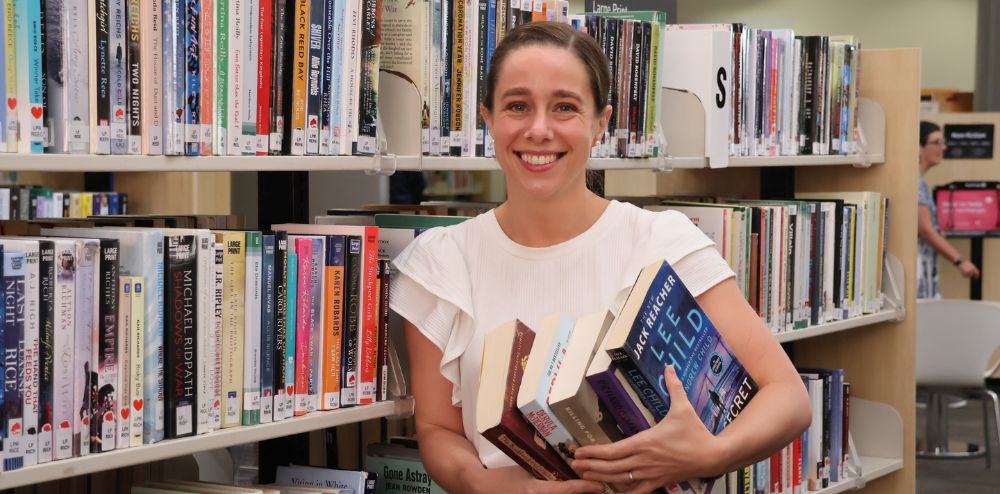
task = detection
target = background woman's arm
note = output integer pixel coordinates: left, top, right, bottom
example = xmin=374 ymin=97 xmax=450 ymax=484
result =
xmin=918 ymin=205 xmax=979 ymax=278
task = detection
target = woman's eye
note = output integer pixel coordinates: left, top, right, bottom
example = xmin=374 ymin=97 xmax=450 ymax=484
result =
xmin=556 ymin=103 xmax=578 ymax=113
xmin=507 ymin=102 xmax=527 ymax=112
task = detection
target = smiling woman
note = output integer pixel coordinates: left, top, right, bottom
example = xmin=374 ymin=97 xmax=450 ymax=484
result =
xmin=389 ymin=21 xmax=811 ymax=494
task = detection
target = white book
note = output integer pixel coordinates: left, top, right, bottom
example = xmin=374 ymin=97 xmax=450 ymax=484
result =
xmin=163 ymin=0 xmax=185 ymax=155
xmin=342 ymin=0 xmax=361 ymax=155
xmin=242 ymin=0 xmax=259 ymax=155
xmin=117 ymin=277 xmax=132 ymax=449
xmin=0 ymin=188 xmax=9 ymax=220
xmin=142 ymin=0 xmax=165 ymax=155
xmin=228 ymin=0 xmax=245 ymax=155
xmin=72 ymin=239 xmax=100 ymax=457
xmin=461 ymin=0 xmax=476 ymax=157
xmin=1 ymin=0 xmax=15 ymax=152
xmin=42 ymin=227 xmax=167 ymax=444
xmin=45 ymin=238 xmax=77 ymax=460
xmin=0 ymin=240 xmax=41 ymax=466
xmin=243 ymin=234 xmax=263 ymax=423
xmin=130 ymin=274 xmax=145 ymax=447
xmin=275 ymin=465 xmax=375 ymax=494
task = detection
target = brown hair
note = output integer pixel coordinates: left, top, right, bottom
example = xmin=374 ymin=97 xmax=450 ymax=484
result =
xmin=483 ymin=22 xmax=611 ymax=114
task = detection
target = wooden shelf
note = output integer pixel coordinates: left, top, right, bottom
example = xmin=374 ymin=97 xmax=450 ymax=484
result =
xmin=774 ymin=308 xmax=905 ymax=344
xmin=0 ymin=398 xmax=414 ymax=490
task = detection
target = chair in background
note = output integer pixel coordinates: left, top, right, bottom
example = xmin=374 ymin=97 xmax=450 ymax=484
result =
xmin=917 ymin=299 xmax=1000 ymax=466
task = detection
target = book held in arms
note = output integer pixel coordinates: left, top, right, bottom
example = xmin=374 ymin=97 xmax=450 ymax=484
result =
xmin=476 ymin=319 xmax=578 ymax=481
xmin=604 ymin=260 xmax=759 ymax=491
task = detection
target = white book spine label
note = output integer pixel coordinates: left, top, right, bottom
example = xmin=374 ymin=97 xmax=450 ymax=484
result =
xmin=256 ymin=134 xmax=268 ymax=154
xmin=261 ymin=395 xmax=273 ymax=423
xmin=186 ymin=124 xmax=200 ymax=143
xmin=323 ymin=392 xmax=340 ymax=410
xmin=175 ymin=403 xmax=193 ymax=436
xmin=101 ymin=413 xmax=115 ymax=451
xmin=97 ymin=125 xmax=111 ymax=153
xmin=149 ymin=126 xmax=163 ymax=155
xmin=225 ymin=392 xmax=239 ymax=423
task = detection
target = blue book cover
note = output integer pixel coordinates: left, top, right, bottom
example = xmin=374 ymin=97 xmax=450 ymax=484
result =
xmin=584 ymin=357 xmax=651 ymax=438
xmin=607 ymin=260 xmax=758 ymax=433
xmin=260 ymin=234 xmax=276 ymax=422
xmin=284 ymin=251 xmax=298 ymax=419
xmin=4 ymin=251 xmax=25 ymax=470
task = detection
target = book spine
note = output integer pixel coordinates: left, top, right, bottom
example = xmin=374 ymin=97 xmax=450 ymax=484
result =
xmin=214 ymin=0 xmax=228 ymax=154
xmin=307 ymin=238 xmax=323 ymax=412
xmin=163 ymin=0 xmax=183 ymax=154
xmin=36 ymin=243 xmax=54 ymax=463
xmin=269 ymin=0 xmax=287 ymax=154
xmin=428 ymin=0 xmax=441 ymax=155
xmin=14 ymin=247 xmax=35 ymax=466
xmin=107 ymin=0 xmax=127 ymax=154
xmin=357 ymin=227 xmax=379 ymax=404
xmin=165 ymin=236 xmax=197 ymax=438
xmin=220 ymin=233 xmax=245 ymax=428
xmin=260 ymin=235 xmax=275 ymax=422
xmin=142 ymin=0 xmax=164 ymax=155
xmin=2 ymin=0 xmax=15 ymax=152
xmin=242 ymin=233 xmax=262 ymax=425
xmin=17 ymin=0 xmax=44 ymax=152
xmin=355 ymin=0 xmax=381 ymax=155
xmin=129 ymin=276 xmax=144 ymax=446
xmin=328 ymin=0 xmax=345 ymax=154
xmin=448 ymin=0 xmax=463 ymax=157
xmin=439 ymin=0 xmax=450 ymax=155
xmin=318 ymin=0 xmax=333 ymax=154
xmin=475 ymin=0 xmax=489 ymax=157
xmin=344 ymin=0 xmax=361 ymax=154
xmin=226 ymin=0 xmax=243 ymax=155
xmin=185 ymin=0 xmax=202 ymax=155
xmin=75 ymin=244 xmax=98 ymax=457
xmin=241 ymin=0 xmax=258 ymax=155
xmin=255 ymin=0 xmax=272 ymax=155
xmin=518 ymin=317 xmax=578 ymax=463
xmin=200 ymin=0 xmax=214 ymax=154
xmin=127 ymin=0 xmax=143 ymax=154
xmin=116 ymin=278 xmax=131 ymax=449
xmin=3 ymin=253 xmax=25 ymax=470
xmin=42 ymin=0 xmax=65 ymax=153
xmin=52 ymin=245 xmax=74 ymax=459
xmin=0 ymin=4 xmax=6 ymax=152
xmin=321 ymin=236 xmax=345 ymax=410
xmin=376 ymin=259 xmax=390 ymax=401
xmin=207 ymin=245 xmax=222 ymax=430
xmin=94 ymin=241 xmax=120 ymax=452
xmin=196 ymin=235 xmax=213 ymax=433
xmin=284 ymin=251 xmax=297 ymax=419
xmin=289 ymin=0 xmax=308 ymax=155
xmin=273 ymin=234 xmax=287 ymax=419
xmin=305 ymin=0 xmax=323 ymax=154
xmin=293 ymin=239 xmax=312 ymax=415
xmin=341 ymin=236 xmax=360 ymax=406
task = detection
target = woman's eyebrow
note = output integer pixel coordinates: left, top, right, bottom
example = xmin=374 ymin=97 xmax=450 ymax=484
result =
xmin=500 ymin=87 xmax=531 ymax=98
xmin=552 ymin=89 xmax=583 ymax=102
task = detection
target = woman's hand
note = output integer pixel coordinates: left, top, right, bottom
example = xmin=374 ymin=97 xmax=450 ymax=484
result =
xmin=958 ymin=260 xmax=980 ymax=279
xmin=571 ymin=366 xmax=723 ymax=494
xmin=465 ymin=466 xmax=606 ymax=494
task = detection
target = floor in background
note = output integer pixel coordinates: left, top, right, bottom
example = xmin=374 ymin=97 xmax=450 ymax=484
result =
xmin=916 ymin=394 xmax=1000 ymax=492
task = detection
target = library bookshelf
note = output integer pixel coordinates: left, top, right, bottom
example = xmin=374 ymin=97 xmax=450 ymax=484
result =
xmin=0 ymin=50 xmax=913 ymax=494
xmin=606 ymin=48 xmax=919 ymax=494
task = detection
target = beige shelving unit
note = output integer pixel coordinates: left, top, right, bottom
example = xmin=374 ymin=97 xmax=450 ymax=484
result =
xmin=605 ymin=48 xmax=919 ymax=494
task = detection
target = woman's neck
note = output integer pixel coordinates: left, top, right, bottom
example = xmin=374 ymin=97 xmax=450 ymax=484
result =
xmin=919 ymin=158 xmax=932 ymax=176
xmin=495 ymin=190 xmax=609 ymax=248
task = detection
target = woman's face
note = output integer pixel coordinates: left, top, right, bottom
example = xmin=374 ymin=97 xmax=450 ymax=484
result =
xmin=921 ymin=130 xmax=947 ymax=168
xmin=482 ymin=45 xmax=610 ymax=202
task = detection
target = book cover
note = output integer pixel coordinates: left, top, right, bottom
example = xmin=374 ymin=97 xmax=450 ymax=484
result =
xmin=289 ymin=0 xmax=309 ymax=155
xmin=2 ymin=0 xmax=14 ymax=153
xmin=211 ymin=243 xmax=223 ymax=430
xmin=185 ymin=0 xmax=202 ymax=156
xmin=201 ymin=0 xmax=215 ymax=155
xmin=273 ymin=232 xmax=288 ymax=419
xmin=321 ymin=235 xmax=345 ymax=409
xmin=117 ymin=277 xmax=132 ymax=449
xmin=275 ymin=465 xmax=377 ymax=494
xmin=255 ymin=0 xmax=272 ymax=155
xmin=241 ymin=0 xmax=259 ymax=155
xmin=35 ymin=240 xmax=54 ymax=463
xmin=165 ymin=235 xmax=197 ymax=438
xmin=43 ymin=0 xmax=67 ymax=154
xmin=305 ymin=0 xmax=324 ymax=154
xmin=605 ymin=260 xmax=758 ymax=437
xmin=293 ymin=237 xmax=313 ymax=415
xmin=476 ymin=320 xmax=577 ymax=481
xmin=318 ymin=0 xmax=333 ymax=154
xmin=376 ymin=259 xmax=390 ymax=401
xmin=585 ymin=350 xmax=655 ymax=438
xmin=164 ymin=0 xmax=187 ymax=154
xmin=342 ymin=236 xmax=361 ymax=406
xmin=218 ymin=232 xmax=245 ymax=428
xmin=196 ymin=233 xmax=213 ymax=434
xmin=49 ymin=239 xmax=76 ymax=459
xmin=226 ymin=0 xmax=244 ymax=155
xmin=15 ymin=0 xmax=45 ymax=152
xmin=93 ymin=239 xmax=120 ymax=452
xmin=260 ymin=234 xmax=276 ymax=422
xmin=242 ymin=232 xmax=263 ymax=425
xmin=74 ymin=240 xmax=100 ymax=457
xmin=356 ymin=0 xmax=382 ymax=155
xmin=269 ymin=0 xmax=288 ymax=154
xmin=215 ymin=0 xmax=229 ymax=154
xmin=3 ymin=251 xmax=24 ymax=470
xmin=0 ymin=240 xmax=40 ymax=466
xmin=142 ymin=0 xmax=164 ymax=155
xmin=284 ymin=251 xmax=298 ymax=419
xmin=307 ymin=236 xmax=325 ymax=412
xmin=127 ymin=0 xmax=142 ymax=154
xmin=109 ymin=0 xmax=128 ymax=154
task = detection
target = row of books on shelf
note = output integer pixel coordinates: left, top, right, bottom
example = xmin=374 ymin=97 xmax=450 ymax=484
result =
xmin=476 ymin=258 xmax=854 ymax=494
xmin=720 ymin=369 xmax=853 ymax=494
xmin=0 ymin=186 xmax=129 ymax=220
xmin=0 ymin=0 xmax=382 ymax=156
xmin=662 ymin=24 xmax=863 ymax=165
xmin=0 ymin=211 xmax=472 ymax=471
xmin=644 ymin=190 xmax=890 ymax=334
xmin=130 ymin=464 xmax=373 ymax=493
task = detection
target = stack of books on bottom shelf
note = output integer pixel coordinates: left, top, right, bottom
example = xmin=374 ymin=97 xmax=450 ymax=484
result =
xmin=130 ymin=465 xmax=374 ymax=493
xmin=476 ymin=258 xmax=874 ymax=494
xmin=0 ymin=215 xmax=421 ymax=473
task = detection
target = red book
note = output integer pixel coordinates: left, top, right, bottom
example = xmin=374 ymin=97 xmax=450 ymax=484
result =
xmin=293 ymin=238 xmax=314 ymax=416
xmin=476 ymin=320 xmax=577 ymax=481
xmin=256 ymin=0 xmax=274 ymax=155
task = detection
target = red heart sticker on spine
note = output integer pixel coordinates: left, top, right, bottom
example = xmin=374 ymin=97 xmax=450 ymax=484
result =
xmin=42 ymin=424 xmax=52 ymax=432
xmin=286 ymin=386 xmax=294 ymax=395
xmin=105 ymin=412 xmax=114 ymax=422
xmin=82 ymin=417 xmax=89 ymax=426
xmin=11 ymin=422 xmax=21 ymax=433
xmin=133 ymin=399 xmax=143 ymax=411
xmin=59 ymin=420 xmax=70 ymax=429
xmin=121 ymin=408 xmax=130 ymax=420
xmin=6 ymin=98 xmax=14 ymax=110
xmin=30 ymin=106 xmax=42 ymax=119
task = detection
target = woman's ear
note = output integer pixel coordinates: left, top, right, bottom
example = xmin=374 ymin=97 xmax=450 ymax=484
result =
xmin=480 ymin=103 xmax=493 ymax=130
xmin=595 ymin=104 xmax=613 ymax=141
